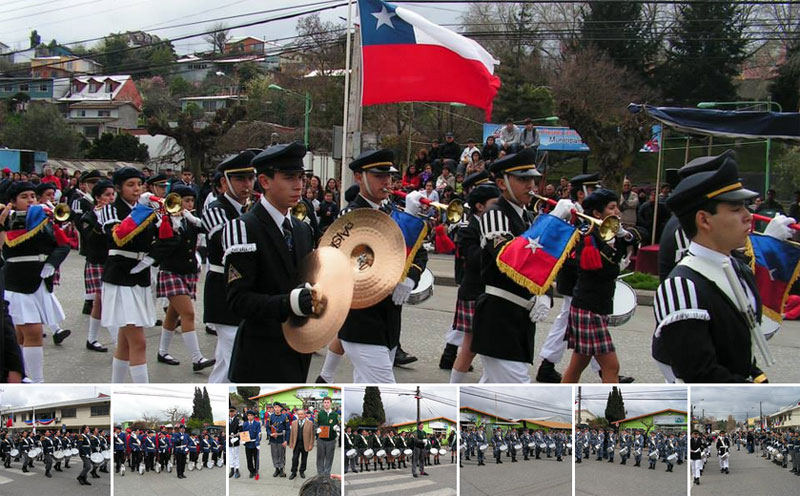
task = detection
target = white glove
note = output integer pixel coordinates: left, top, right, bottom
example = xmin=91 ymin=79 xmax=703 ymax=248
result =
xmin=392 ymin=277 xmax=415 ymax=306
xmin=619 ymin=255 xmax=631 ymax=271
xmin=289 ymin=282 xmax=315 ymax=317
xmin=764 ymin=214 xmax=796 ymax=241
xmin=130 ymin=256 xmax=155 ymax=274
xmin=404 ymin=191 xmax=425 ymax=218
xmin=316 ymin=427 xmax=322 ymax=434
xmin=182 ymin=210 xmax=202 ymax=227
xmin=334 ymin=425 xmax=340 ymax=432
xmin=138 ymin=192 xmax=160 ymax=209
xmin=40 ymin=263 xmax=56 ymax=279
xmin=171 ymin=215 xmax=183 ymax=231
xmin=550 ymin=199 xmax=575 ymax=221
xmin=529 ymin=294 xmax=551 ymax=323
xmin=616 ymin=226 xmax=633 ymax=241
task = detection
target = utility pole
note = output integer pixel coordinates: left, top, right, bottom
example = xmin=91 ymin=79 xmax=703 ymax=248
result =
xmin=577 ymin=387 xmax=582 ymax=426
xmin=340 ymin=20 xmax=362 ymax=209
xmin=760 ymin=401 xmax=763 ymax=431
xmin=416 ymin=386 xmax=421 ymax=425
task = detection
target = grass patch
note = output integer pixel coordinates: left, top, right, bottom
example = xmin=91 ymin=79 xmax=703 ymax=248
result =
xmin=620 ymin=271 xmax=660 ymax=291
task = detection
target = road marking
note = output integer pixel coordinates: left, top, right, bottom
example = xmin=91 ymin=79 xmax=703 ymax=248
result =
xmin=0 ymin=475 xmax=13 ymax=485
xmin=1 ymin=468 xmax=35 ymax=476
xmin=346 ymin=480 xmax=435 ymax=495
xmin=346 ymin=474 xmax=408 ymax=485
xmin=415 ymin=489 xmax=456 ymax=496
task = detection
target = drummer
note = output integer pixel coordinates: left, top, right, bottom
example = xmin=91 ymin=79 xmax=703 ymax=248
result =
xmin=356 ymin=428 xmax=370 ymax=472
xmin=560 ymin=189 xmax=644 ymax=383
xmin=41 ymin=429 xmax=55 ymax=478
xmin=343 ymin=426 xmax=357 ymax=474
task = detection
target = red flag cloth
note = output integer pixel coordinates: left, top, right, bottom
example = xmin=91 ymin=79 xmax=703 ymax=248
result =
xmin=158 ymin=214 xmax=174 ymax=239
xmin=434 ymin=224 xmax=455 ymax=254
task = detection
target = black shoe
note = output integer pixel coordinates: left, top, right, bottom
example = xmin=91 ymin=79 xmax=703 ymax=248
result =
xmin=394 ymin=346 xmax=418 ymax=366
xmin=421 ymin=471 xmax=429 ymax=476
xmin=229 ymin=468 xmax=234 ymax=478
xmin=205 ymin=325 xmax=217 ymax=336
xmin=315 ymin=375 xmax=327 ymax=384
xmin=619 ymin=375 xmax=635 ymax=383
xmin=155 ymin=319 xmax=163 ymax=327
xmin=289 ymin=472 xmax=296 ymax=480
xmin=438 ymin=343 xmax=457 ymax=369
xmin=279 ymin=469 xmax=286 ymax=478
xmin=86 ymin=340 xmax=108 ymax=352
xmin=250 ymin=472 xmax=255 ymax=479
xmin=91 ymin=471 xmax=99 ymax=478
xmin=53 ymin=329 xmax=71 ymax=345
xmin=77 ymin=476 xmax=86 ymax=485
xmin=536 ymin=360 xmax=562 ymax=383
xmin=300 ymin=471 xmax=305 ymax=478
xmin=193 ymin=357 xmax=216 ymax=372
xmin=234 ymin=469 xmax=240 ymax=478
xmin=82 ymin=299 xmax=94 ymax=315
xmin=413 ymin=473 xmax=418 ymax=478
xmin=46 ymin=472 xmax=52 ymax=478
xmin=158 ymin=353 xmax=180 ymax=365
xmin=83 ymin=478 xmax=92 ymax=486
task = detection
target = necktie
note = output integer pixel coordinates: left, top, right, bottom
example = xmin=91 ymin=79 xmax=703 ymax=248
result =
xmin=282 ymin=217 xmax=294 ymax=254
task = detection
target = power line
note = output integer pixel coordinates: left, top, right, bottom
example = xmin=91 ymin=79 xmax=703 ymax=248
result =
xmin=0 ymin=0 xmax=107 ymax=25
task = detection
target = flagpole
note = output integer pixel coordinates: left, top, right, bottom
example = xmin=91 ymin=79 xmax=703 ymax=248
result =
xmin=651 ymin=126 xmax=666 ymax=246
xmin=340 ymin=0 xmax=354 ymax=209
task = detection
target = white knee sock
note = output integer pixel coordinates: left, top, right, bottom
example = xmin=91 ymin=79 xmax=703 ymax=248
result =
xmin=22 ymin=346 xmax=44 ymax=383
xmin=112 ymin=358 xmax=129 ymax=383
xmin=88 ymin=317 xmax=101 ymax=343
xmin=159 ymin=327 xmax=174 ymax=355
xmin=182 ymin=331 xmax=203 ymax=362
xmin=129 ymin=364 xmax=149 ymax=383
xmin=48 ymin=324 xmax=63 ymax=334
xmin=107 ymin=326 xmax=119 ymax=346
xmin=319 ymin=350 xmax=343 ymax=382
xmin=450 ymin=369 xmax=467 ymax=384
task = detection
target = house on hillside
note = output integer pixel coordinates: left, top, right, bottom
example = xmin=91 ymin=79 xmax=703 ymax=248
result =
xmin=58 ymin=75 xmax=143 ymax=139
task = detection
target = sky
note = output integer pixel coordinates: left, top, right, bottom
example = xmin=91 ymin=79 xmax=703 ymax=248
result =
xmin=113 ymin=385 xmax=228 ymax=423
xmin=578 ymin=386 xmax=688 ymax=420
xmin=0 ymin=385 xmax=110 ymax=410
xmin=343 ymin=386 xmax=457 ymax=425
xmin=0 ymin=0 xmax=465 ymax=55
xmin=691 ymin=386 xmax=800 ymax=422
xmin=460 ymin=386 xmax=572 ymax=423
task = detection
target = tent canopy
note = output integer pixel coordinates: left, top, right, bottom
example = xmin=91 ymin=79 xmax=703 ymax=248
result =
xmin=628 ymin=104 xmax=800 ymax=141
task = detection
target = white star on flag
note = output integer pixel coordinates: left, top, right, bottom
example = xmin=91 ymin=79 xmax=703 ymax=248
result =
xmin=768 ymin=268 xmax=777 ymax=281
xmin=525 ymin=236 xmax=543 ymax=255
xmin=372 ymin=6 xmax=397 ymax=30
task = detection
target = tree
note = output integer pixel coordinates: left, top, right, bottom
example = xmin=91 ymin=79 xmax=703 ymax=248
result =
xmin=202 ymin=388 xmax=213 ymax=421
xmin=658 ymin=2 xmax=749 ymax=105
xmin=295 ymin=13 xmax=346 ymax=77
xmin=190 ymin=387 xmax=213 ymax=423
xmin=362 ymin=387 xmax=386 ymax=425
xmin=205 ymin=22 xmax=230 ymax=55
xmin=770 ymin=44 xmax=800 ymax=112
xmin=726 ymin=415 xmax=737 ymax=432
xmin=588 ymin=417 xmax=609 ymax=430
xmin=30 ymin=30 xmax=41 ymax=48
xmin=94 ymin=34 xmax=130 ymax=74
xmin=1 ymin=102 xmax=82 ymax=157
xmin=604 ymin=387 xmax=626 ymax=425
xmin=162 ymin=406 xmax=190 ymax=426
xmin=85 ymin=132 xmax=149 ymax=161
xmin=551 ymin=47 xmax=653 ymax=191
xmin=236 ymin=387 xmax=261 ymax=407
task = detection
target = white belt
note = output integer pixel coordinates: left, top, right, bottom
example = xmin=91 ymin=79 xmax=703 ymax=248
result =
xmin=485 ymin=285 xmax=534 ymax=310
xmin=5 ymin=254 xmax=47 ymax=263
xmin=108 ymin=249 xmax=148 ymax=261
xmin=208 ymin=264 xmax=224 ymax=274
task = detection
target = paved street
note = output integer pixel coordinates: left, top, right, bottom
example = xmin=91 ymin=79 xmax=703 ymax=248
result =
xmin=230 ymin=440 xmax=341 ymax=495
xmin=691 ymin=447 xmax=798 ymax=496
xmin=41 ymin=252 xmax=800 ymax=383
xmin=0 ymin=462 xmax=110 ymax=496
xmin=576 ymin=455 xmax=687 ymax=496
xmin=113 ymin=457 xmax=225 ymax=496
xmin=461 ymin=451 xmax=571 ymax=496
xmin=344 ymin=459 xmax=456 ymax=496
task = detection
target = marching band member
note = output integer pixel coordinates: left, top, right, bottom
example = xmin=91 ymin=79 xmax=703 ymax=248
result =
xmin=472 ymin=148 xmax=550 ymax=383
xmin=2 ymin=431 xmax=13 ymax=468
xmin=201 ymin=433 xmax=211 ymax=468
xmin=203 ymin=151 xmax=257 ymax=383
xmin=396 ymin=430 xmax=409 ymax=469
xmin=634 ymin=430 xmax=644 ymax=467
xmin=268 ymin=403 xmax=290 ymax=478
xmin=155 ymin=184 xmax=215 ymax=372
xmin=474 ymin=426 xmax=486 ymax=466
xmin=174 ymin=425 xmax=188 ymax=479
xmin=228 ymin=406 xmax=241 ymax=479
xmin=344 ymin=426 xmax=356 ymax=474
xmin=2 ymin=181 xmax=72 ymax=383
xmin=356 ymin=428 xmax=370 ymax=472
xmin=72 ymin=170 xmax=102 ymax=315
xmin=144 ymin=430 xmax=156 ymax=472
xmin=242 ymin=410 xmax=261 ymax=479
xmin=77 ymin=425 xmax=92 ymax=486
xmin=314 ymin=396 xmax=338 ymax=476
xmin=369 ymin=428 xmax=384 ymax=471
xmin=77 ymin=180 xmax=117 ymax=353
xmin=187 ymin=432 xmax=199 ymax=470
xmin=690 ymin=431 xmax=703 ymax=484
xmin=505 ymin=429 xmax=518 ymax=463
xmin=223 ymin=143 xmax=318 ymax=383
xmin=491 ymin=428 xmax=504 ymax=464
xmin=114 ymin=425 xmax=125 ymax=474
xmin=717 ymin=430 xmax=731 ymax=474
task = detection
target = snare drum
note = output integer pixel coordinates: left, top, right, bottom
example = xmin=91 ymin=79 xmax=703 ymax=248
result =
xmin=71 ymin=448 xmax=79 ymax=456
xmin=54 ymin=450 xmax=64 ymax=460
xmin=403 ymin=449 xmax=413 ymax=456
xmin=102 ymin=450 xmax=111 ymax=460
xmin=376 ymin=449 xmax=386 ymax=458
xmin=90 ymin=453 xmax=104 ymax=466
xmin=207 ymin=460 xmax=214 ymax=469
xmin=499 ymin=444 xmax=508 ymax=452
xmin=667 ymin=453 xmax=678 ymax=463
xmin=429 ymin=447 xmax=438 ymax=455
xmin=346 ymin=449 xmax=358 ymax=459
xmin=363 ymin=449 xmax=374 ymax=458
xmin=438 ymin=448 xmax=447 ymax=455
xmin=479 ymin=444 xmax=488 ymax=451
xmin=608 ymin=280 xmax=637 ymax=327
xmin=513 ymin=444 xmax=522 ymax=451
xmin=408 ymin=268 xmax=434 ymax=304
xmin=217 ymin=458 xmax=224 ymax=467
xmin=391 ymin=449 xmax=401 ymax=457
xmin=527 ymin=442 xmax=536 ymax=449
xmin=29 ymin=448 xmax=41 ymax=458
xmin=10 ymin=448 xmax=19 ymax=457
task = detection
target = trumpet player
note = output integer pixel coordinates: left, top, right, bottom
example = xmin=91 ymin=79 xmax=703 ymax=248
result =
xmin=717 ymin=430 xmax=731 ymax=474
xmin=1 ymin=181 xmax=72 ymax=382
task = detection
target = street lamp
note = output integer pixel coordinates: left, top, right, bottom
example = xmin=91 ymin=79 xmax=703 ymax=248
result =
xmin=215 ymin=71 xmax=239 ymax=96
xmin=696 ymin=101 xmax=782 ymax=192
xmin=269 ymin=84 xmax=312 ymax=149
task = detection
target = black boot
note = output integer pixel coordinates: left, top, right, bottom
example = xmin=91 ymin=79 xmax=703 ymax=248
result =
xmin=438 ymin=343 xmax=458 ymax=369
xmin=535 ymin=359 xmax=562 ymax=383
xmin=394 ymin=345 xmax=418 ymax=366
xmin=82 ymin=299 xmax=93 ymax=315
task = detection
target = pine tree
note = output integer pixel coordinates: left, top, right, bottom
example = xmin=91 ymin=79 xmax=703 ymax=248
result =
xmin=604 ymin=387 xmax=626 ymax=425
xmin=201 ymin=387 xmax=213 ymax=422
xmin=191 ymin=387 xmax=203 ymax=420
xmin=770 ymin=44 xmax=800 ymax=112
xmin=659 ymin=1 xmax=748 ymax=105
xmin=362 ymin=387 xmax=386 ymax=425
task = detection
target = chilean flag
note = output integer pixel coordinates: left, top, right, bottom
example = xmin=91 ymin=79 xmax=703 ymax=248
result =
xmin=496 ymin=214 xmax=580 ymax=295
xmin=358 ymin=0 xmax=501 ymax=120
xmin=747 ymin=233 xmax=800 ymax=324
xmin=390 ymin=208 xmax=428 ymax=279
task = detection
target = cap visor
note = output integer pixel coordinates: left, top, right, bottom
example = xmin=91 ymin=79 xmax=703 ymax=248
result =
xmin=508 ymin=169 xmax=541 ymax=178
xmin=715 ymin=188 xmax=758 ymax=202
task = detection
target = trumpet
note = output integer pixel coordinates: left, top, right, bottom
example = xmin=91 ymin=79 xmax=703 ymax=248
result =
xmin=387 ymin=189 xmax=464 ymax=223
xmin=242 ymin=193 xmax=262 ymax=214
xmin=530 ymin=192 xmax=620 ymax=241
xmin=146 ymin=193 xmax=183 ymax=215
xmin=41 ymin=203 xmax=71 ymax=223
xmin=292 ymin=201 xmax=308 ymax=221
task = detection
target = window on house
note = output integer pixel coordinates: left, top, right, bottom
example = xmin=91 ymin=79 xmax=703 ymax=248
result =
xmin=105 ymin=81 xmax=113 ymax=93
xmin=77 ymin=110 xmax=86 ymax=117
xmin=89 ymin=82 xmax=100 ymax=93
xmin=83 ymin=126 xmax=99 ymax=139
xmin=61 ymin=408 xmax=76 ymax=418
xmin=39 ymin=84 xmax=48 ymax=92
xmin=2 ymin=85 xmax=11 ymax=92
xmin=98 ymin=110 xmax=111 ymax=117
xmin=19 ymin=84 xmax=29 ymax=92
xmin=90 ymin=405 xmax=110 ymax=417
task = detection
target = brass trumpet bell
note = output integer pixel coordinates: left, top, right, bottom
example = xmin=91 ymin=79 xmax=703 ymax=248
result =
xmin=53 ymin=203 xmax=71 ymax=222
xmin=444 ymin=199 xmax=464 ymax=223
xmin=583 ymin=214 xmax=621 ymax=242
xmin=292 ymin=201 xmax=308 ymax=221
xmin=164 ymin=192 xmax=182 ymax=215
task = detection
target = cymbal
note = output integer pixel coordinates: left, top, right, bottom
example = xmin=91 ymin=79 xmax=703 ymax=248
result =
xmin=318 ymin=208 xmax=406 ymax=309
xmin=283 ymin=247 xmax=354 ymax=354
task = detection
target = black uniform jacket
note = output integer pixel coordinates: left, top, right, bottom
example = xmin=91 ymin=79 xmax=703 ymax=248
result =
xmin=78 ymin=207 xmax=109 ymax=265
xmin=336 ymin=194 xmax=428 ymax=349
xmin=223 ymin=198 xmax=314 ymax=383
xmin=202 ymin=194 xmax=243 ymax=326
xmin=456 ymin=215 xmax=483 ymax=301
xmin=157 ymin=217 xmax=201 ymax=275
xmin=0 ymin=261 xmax=23 ymax=382
xmin=2 ymin=215 xmax=70 ymax=294
xmin=471 ymin=196 xmax=539 ymax=363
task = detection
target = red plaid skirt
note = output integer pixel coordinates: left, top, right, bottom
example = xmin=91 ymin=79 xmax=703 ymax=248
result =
xmin=84 ymin=262 xmax=104 ymax=295
xmin=566 ymin=306 xmax=615 ymax=355
xmin=157 ymin=271 xmax=199 ymax=300
xmin=452 ymin=299 xmax=476 ymax=333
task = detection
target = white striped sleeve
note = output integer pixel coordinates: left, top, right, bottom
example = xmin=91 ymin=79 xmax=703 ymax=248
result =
xmin=99 ymin=204 xmax=118 ymax=231
xmin=653 ymin=276 xmax=710 ymax=337
xmin=221 ymin=219 xmax=256 ymax=263
xmin=71 ymin=198 xmax=83 ymax=215
xmin=478 ymin=209 xmax=511 ymax=248
xmin=201 ymin=206 xmax=228 ymax=237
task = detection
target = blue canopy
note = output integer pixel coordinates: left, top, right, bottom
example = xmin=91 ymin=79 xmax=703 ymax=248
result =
xmin=628 ymin=104 xmax=800 ymax=141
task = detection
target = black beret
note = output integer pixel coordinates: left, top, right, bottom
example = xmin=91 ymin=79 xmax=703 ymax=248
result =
xmin=212 ymin=171 xmax=224 ymax=187
xmin=113 ymin=167 xmax=144 ymax=186
xmin=35 ymin=182 xmax=56 ymax=196
xmin=252 ymin=142 xmax=307 ymax=174
xmin=467 ymin=183 xmax=501 ymax=206
xmin=678 ymin=149 xmax=736 ymax=179
xmin=79 ymin=170 xmax=102 ymax=183
xmin=8 ymin=181 xmax=35 ymax=199
xmin=145 ymin=173 xmax=168 ymax=186
xmin=667 ymin=159 xmax=757 ymax=217
xmin=490 ymin=148 xmax=540 ymax=178
xmin=462 ymin=170 xmax=492 ymax=190
xmin=344 ymin=183 xmax=359 ymax=203
xmin=349 ymin=149 xmax=398 ymax=173
xmin=170 ymin=184 xmax=196 ymax=198
xmin=218 ymin=150 xmax=257 ymax=175
xmin=569 ymin=173 xmax=600 ymax=188
xmin=582 ymin=188 xmax=619 ymax=216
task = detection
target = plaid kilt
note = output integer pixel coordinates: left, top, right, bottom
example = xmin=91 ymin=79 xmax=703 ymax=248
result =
xmin=452 ymin=298 xmax=476 ymax=333
xmin=566 ymin=306 xmax=615 ymax=355
xmin=157 ymin=271 xmax=199 ymax=300
xmin=84 ymin=262 xmax=104 ymax=295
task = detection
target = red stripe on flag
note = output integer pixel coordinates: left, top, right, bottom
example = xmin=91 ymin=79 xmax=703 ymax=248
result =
xmin=755 ymin=264 xmax=786 ymax=316
xmin=363 ymin=44 xmax=500 ymax=120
